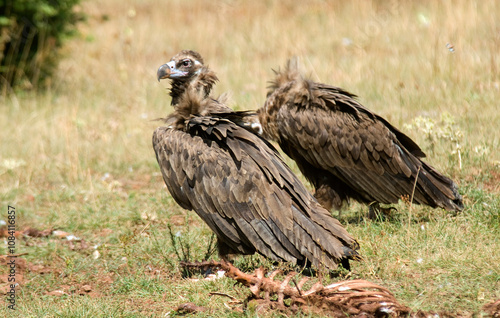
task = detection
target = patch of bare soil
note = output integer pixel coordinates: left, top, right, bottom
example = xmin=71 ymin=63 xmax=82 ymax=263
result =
xmin=483 ymin=169 xmax=500 ymax=193
xmin=0 ymin=226 xmax=116 ymax=300
xmin=464 ymin=166 xmax=500 ymax=194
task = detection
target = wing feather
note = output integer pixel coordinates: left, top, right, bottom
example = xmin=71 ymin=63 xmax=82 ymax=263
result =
xmin=269 ymin=91 xmax=425 ymax=204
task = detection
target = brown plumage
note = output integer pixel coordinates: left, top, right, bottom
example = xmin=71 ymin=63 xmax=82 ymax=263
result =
xmin=153 ymin=51 xmax=360 ymax=270
xmin=257 ymin=58 xmax=463 ymax=212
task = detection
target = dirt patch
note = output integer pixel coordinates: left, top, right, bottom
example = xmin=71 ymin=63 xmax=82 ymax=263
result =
xmin=0 ymin=255 xmax=27 ymax=294
xmin=45 ymin=283 xmax=102 ymax=298
xmin=0 ymin=225 xmax=118 ymax=301
xmin=482 ymin=168 xmax=500 ymax=193
xmin=464 ymin=165 xmax=500 ymax=194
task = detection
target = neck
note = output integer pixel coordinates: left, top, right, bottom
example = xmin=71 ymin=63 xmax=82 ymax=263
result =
xmin=169 ymin=79 xmax=190 ymax=106
xmin=169 ymin=67 xmax=218 ymax=106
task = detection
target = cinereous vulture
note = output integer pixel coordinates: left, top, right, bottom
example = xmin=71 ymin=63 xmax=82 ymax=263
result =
xmin=256 ymin=58 xmax=463 ymax=213
xmin=153 ymin=51 xmax=360 ymax=270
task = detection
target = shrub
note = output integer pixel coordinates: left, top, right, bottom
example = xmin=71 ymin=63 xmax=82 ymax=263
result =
xmin=0 ymin=0 xmax=83 ymax=93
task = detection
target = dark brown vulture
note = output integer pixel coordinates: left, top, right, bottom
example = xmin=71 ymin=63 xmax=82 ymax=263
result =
xmin=153 ymin=50 xmax=360 ymax=270
xmin=257 ymin=59 xmax=463 ymax=212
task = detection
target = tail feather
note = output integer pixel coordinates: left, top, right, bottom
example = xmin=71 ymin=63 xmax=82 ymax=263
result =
xmin=415 ymin=162 xmax=463 ymax=211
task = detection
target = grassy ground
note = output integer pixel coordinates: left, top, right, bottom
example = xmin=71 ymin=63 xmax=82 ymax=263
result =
xmin=1 ymin=0 xmax=499 ymax=317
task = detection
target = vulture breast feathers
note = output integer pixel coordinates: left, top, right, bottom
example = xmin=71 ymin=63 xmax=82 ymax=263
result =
xmin=259 ymin=58 xmax=463 ymax=212
xmin=153 ymin=51 xmax=359 ymax=270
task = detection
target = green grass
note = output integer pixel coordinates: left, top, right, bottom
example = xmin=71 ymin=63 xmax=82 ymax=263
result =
xmin=1 ymin=0 xmax=499 ymax=317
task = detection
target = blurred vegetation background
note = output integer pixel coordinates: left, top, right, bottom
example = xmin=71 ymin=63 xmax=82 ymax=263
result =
xmin=0 ymin=0 xmax=83 ymax=92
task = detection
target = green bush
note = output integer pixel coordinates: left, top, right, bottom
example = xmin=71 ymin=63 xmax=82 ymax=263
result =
xmin=0 ymin=0 xmax=83 ymax=93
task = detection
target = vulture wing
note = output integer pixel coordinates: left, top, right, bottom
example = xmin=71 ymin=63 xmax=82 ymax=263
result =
xmin=153 ymin=115 xmax=358 ymax=269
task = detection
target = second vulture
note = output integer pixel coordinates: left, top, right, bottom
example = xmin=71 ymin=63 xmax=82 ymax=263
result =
xmin=256 ymin=59 xmax=463 ymax=212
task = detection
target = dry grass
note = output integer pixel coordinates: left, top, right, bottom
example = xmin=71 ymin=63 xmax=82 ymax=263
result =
xmin=1 ymin=0 xmax=499 ymax=317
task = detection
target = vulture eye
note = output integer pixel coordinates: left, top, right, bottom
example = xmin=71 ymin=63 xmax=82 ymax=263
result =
xmin=181 ymin=59 xmax=191 ymax=67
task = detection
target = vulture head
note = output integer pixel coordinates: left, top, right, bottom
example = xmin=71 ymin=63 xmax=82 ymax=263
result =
xmin=157 ymin=50 xmax=204 ymax=81
xmin=157 ymin=50 xmax=218 ymax=106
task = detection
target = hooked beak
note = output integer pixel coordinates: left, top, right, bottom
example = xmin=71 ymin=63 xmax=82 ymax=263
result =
xmin=157 ymin=60 xmax=188 ymax=81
